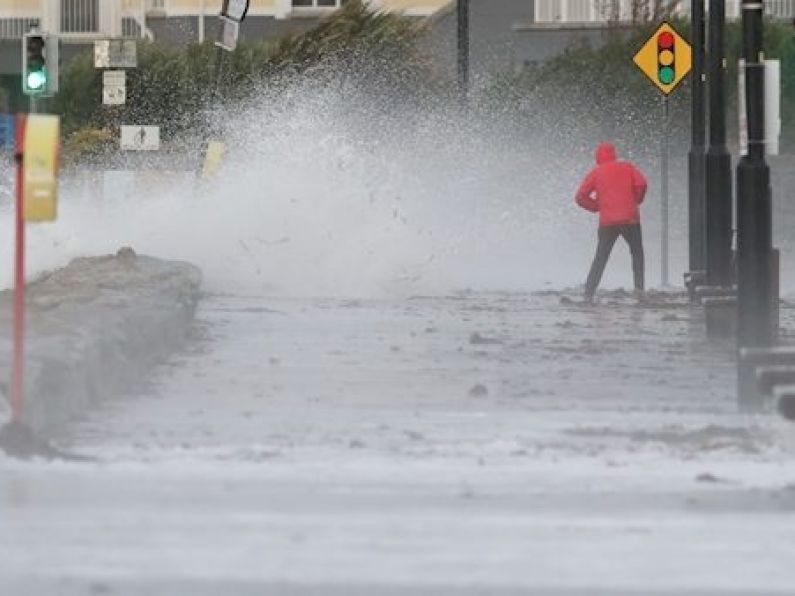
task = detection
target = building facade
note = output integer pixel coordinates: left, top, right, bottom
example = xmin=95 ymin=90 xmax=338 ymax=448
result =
xmin=2 ymin=0 xmax=793 ymax=43
xmin=1 ymin=0 xmax=794 ymax=105
xmin=0 ymin=0 xmax=449 ymax=43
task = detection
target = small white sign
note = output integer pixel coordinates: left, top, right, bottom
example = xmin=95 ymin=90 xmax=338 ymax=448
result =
xmin=95 ymin=40 xmax=138 ymax=69
xmin=223 ymin=0 xmax=250 ymax=21
xmin=103 ymin=85 xmax=127 ymax=105
xmin=738 ymin=59 xmax=781 ymax=156
xmin=215 ymin=16 xmax=239 ymax=52
xmin=103 ymin=70 xmax=126 ymax=105
xmin=120 ymin=125 xmax=160 ymax=151
xmin=103 ymin=70 xmax=126 ymax=86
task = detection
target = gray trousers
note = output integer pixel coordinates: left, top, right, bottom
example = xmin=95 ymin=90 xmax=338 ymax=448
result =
xmin=585 ymin=224 xmax=644 ymax=298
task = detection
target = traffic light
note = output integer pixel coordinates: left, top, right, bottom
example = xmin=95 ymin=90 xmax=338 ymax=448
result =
xmin=22 ymin=32 xmax=58 ymax=96
xmin=657 ymin=31 xmax=675 ymax=86
xmin=23 ymin=33 xmax=47 ymax=95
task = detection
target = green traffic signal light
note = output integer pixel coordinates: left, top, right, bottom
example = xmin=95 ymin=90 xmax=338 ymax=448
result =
xmin=27 ymin=70 xmax=47 ymax=91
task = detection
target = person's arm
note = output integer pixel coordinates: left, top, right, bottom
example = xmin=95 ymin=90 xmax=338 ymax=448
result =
xmin=575 ymin=170 xmax=599 ymax=213
xmin=632 ymin=167 xmax=648 ymax=205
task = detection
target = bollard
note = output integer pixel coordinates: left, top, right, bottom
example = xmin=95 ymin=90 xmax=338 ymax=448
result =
xmin=703 ymin=296 xmax=737 ymax=341
xmin=774 ymin=385 xmax=795 ymax=421
xmin=771 ymin=248 xmax=780 ymax=340
xmin=694 ymin=284 xmax=737 ymax=340
xmin=754 ymin=365 xmax=795 ymax=397
xmin=738 ymin=346 xmax=795 ymax=412
xmin=685 ymin=270 xmax=707 ymax=303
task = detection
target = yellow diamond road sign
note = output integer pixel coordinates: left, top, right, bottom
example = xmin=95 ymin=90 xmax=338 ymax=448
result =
xmin=633 ymin=21 xmax=692 ymax=95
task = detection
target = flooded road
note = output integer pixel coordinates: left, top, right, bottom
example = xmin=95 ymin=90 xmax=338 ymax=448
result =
xmin=2 ymin=292 xmax=795 ymax=595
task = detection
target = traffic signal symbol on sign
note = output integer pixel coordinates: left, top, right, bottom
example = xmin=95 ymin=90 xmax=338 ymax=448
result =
xmin=657 ymin=31 xmax=675 ymax=85
xmin=633 ymin=22 xmax=692 ymax=95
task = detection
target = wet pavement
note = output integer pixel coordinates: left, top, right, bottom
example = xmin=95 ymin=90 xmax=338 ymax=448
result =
xmin=2 ymin=291 xmax=795 ymax=595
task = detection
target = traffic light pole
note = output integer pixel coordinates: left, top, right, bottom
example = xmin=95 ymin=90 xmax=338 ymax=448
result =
xmin=687 ymin=0 xmax=706 ymax=283
xmin=737 ymin=0 xmax=773 ymax=410
xmin=457 ymin=0 xmax=470 ymax=103
xmin=704 ymin=0 xmax=733 ymax=287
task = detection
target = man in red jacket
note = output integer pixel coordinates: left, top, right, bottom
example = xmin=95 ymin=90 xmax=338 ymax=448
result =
xmin=575 ymin=142 xmax=648 ymax=304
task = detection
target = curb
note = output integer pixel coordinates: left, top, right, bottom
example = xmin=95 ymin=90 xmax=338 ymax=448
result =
xmin=0 ymin=248 xmax=202 ymax=437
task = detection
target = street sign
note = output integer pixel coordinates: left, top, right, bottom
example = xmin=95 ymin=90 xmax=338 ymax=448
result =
xmin=222 ymin=0 xmax=250 ymax=22
xmin=94 ymin=40 xmax=138 ymax=69
xmin=23 ymin=114 xmax=60 ymax=222
xmin=103 ymin=70 xmax=127 ymax=105
xmin=202 ymin=140 xmax=226 ymax=179
xmin=633 ymin=22 xmax=691 ymax=287
xmin=633 ymin=22 xmax=692 ymax=95
xmin=120 ymin=125 xmax=160 ymax=151
xmin=215 ymin=16 xmax=240 ymax=52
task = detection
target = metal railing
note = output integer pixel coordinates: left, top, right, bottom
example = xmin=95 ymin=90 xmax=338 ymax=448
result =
xmin=59 ymin=0 xmax=98 ymax=34
xmin=0 ymin=18 xmax=41 ymax=39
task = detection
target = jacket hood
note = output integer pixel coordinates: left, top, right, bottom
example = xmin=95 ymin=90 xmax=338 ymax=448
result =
xmin=595 ymin=142 xmax=617 ymax=165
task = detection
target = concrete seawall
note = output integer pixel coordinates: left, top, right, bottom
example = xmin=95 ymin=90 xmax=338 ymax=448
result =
xmin=0 ymin=249 xmax=202 ymax=436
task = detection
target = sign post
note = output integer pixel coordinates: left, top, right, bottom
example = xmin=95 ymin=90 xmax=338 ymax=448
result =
xmin=661 ymin=95 xmax=670 ymax=286
xmin=633 ymin=22 xmax=692 ymax=287
xmin=11 ymin=115 xmax=27 ymax=424
xmin=1 ymin=114 xmax=60 ymax=455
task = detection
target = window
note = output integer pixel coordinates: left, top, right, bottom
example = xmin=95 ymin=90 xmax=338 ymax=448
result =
xmin=0 ymin=18 xmax=40 ymax=39
xmin=60 ymin=0 xmax=99 ymax=33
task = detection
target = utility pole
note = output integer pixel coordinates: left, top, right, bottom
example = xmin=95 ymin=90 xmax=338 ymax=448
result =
xmin=704 ymin=0 xmax=733 ymax=287
xmin=736 ymin=0 xmax=773 ymax=363
xmin=687 ymin=0 xmax=706 ymax=284
xmin=457 ymin=0 xmax=470 ymax=103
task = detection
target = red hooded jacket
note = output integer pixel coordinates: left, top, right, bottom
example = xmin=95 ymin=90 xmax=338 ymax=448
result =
xmin=575 ymin=142 xmax=647 ymax=227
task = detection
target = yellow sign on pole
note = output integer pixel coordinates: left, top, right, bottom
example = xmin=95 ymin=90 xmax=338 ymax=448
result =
xmin=633 ymin=22 xmax=692 ymax=95
xmin=23 ymin=114 xmax=60 ymax=222
xmin=201 ymin=140 xmax=226 ymax=180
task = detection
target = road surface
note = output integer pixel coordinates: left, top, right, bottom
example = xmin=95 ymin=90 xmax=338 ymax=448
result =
xmin=2 ymin=291 xmax=795 ymax=595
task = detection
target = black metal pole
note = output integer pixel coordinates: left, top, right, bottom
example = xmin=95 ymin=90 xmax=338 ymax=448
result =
xmin=457 ymin=0 xmax=470 ymax=102
xmin=687 ymin=0 xmax=707 ymax=281
xmin=737 ymin=0 xmax=773 ymax=411
xmin=704 ymin=0 xmax=733 ymax=287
